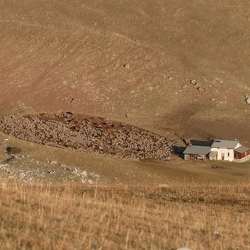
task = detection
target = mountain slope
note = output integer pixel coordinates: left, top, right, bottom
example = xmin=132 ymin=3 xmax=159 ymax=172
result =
xmin=1 ymin=0 xmax=250 ymax=143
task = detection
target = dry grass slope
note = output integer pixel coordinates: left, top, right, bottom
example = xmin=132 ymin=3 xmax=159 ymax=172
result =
xmin=0 ymin=179 xmax=249 ymax=250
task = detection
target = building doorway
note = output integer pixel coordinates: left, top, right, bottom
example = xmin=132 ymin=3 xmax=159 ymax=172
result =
xmin=221 ymin=153 xmax=225 ymax=160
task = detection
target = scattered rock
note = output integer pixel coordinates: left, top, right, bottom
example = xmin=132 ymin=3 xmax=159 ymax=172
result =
xmin=88 ymin=180 xmax=93 ymax=184
xmin=81 ymin=170 xmax=88 ymax=177
xmin=190 ymin=80 xmax=200 ymax=90
xmin=124 ymin=63 xmax=130 ymax=69
xmin=190 ymin=79 xmax=197 ymax=85
xmin=194 ymin=83 xmax=200 ymax=89
xmin=213 ymin=231 xmax=220 ymax=238
xmin=159 ymin=184 xmax=170 ymax=188
xmin=211 ymin=164 xmax=219 ymax=169
xmin=1 ymin=156 xmax=16 ymax=165
xmin=18 ymin=172 xmax=26 ymax=178
xmin=68 ymin=85 xmax=76 ymax=90
xmin=245 ymin=97 xmax=250 ymax=104
xmin=72 ymin=167 xmax=78 ymax=173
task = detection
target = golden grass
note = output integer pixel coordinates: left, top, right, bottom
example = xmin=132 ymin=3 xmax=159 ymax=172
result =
xmin=0 ymin=179 xmax=249 ymax=250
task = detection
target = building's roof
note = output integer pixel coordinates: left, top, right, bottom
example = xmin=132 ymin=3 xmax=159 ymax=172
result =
xmin=211 ymin=139 xmax=239 ymax=149
xmin=234 ymin=145 xmax=250 ymax=153
xmin=190 ymin=140 xmax=213 ymax=147
xmin=183 ymin=145 xmax=211 ymax=155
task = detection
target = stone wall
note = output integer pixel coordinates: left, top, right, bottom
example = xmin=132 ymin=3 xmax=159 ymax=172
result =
xmin=233 ymin=155 xmax=250 ymax=163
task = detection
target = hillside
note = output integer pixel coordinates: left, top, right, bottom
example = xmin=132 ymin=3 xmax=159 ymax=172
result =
xmin=1 ymin=2 xmax=250 ymax=249
xmin=1 ymin=0 xmax=250 ymax=143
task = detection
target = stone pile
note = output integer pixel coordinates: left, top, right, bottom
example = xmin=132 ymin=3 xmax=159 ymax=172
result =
xmin=0 ymin=112 xmax=173 ymax=160
xmin=0 ymin=155 xmax=101 ymax=184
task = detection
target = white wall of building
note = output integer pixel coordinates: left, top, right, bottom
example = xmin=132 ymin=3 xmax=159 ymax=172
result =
xmin=210 ymin=148 xmax=235 ymax=161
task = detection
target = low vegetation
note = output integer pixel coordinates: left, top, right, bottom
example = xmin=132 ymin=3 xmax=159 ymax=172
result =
xmin=6 ymin=147 xmax=22 ymax=155
xmin=0 ymin=179 xmax=249 ymax=249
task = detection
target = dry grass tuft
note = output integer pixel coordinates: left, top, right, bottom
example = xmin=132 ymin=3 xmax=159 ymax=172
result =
xmin=0 ymin=179 xmax=249 ymax=249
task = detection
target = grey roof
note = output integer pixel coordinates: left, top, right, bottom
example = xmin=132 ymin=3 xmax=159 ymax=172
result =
xmin=211 ymin=139 xmax=239 ymax=149
xmin=234 ymin=145 xmax=250 ymax=153
xmin=183 ymin=145 xmax=211 ymax=155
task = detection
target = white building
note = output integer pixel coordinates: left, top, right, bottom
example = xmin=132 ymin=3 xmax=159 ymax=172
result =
xmin=209 ymin=139 xmax=242 ymax=162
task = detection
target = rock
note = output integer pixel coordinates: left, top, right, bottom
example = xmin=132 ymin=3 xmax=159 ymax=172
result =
xmin=245 ymin=97 xmax=250 ymax=104
xmin=68 ymin=85 xmax=76 ymax=90
xmin=81 ymin=170 xmax=88 ymax=177
xmin=190 ymin=79 xmax=197 ymax=85
xmin=194 ymin=83 xmax=199 ymax=89
xmin=124 ymin=63 xmax=130 ymax=69
xmin=18 ymin=172 xmax=26 ymax=178
xmin=1 ymin=156 xmax=16 ymax=165
xmin=72 ymin=168 xmax=78 ymax=173
xmin=159 ymin=184 xmax=170 ymax=188
xmin=213 ymin=231 xmax=220 ymax=237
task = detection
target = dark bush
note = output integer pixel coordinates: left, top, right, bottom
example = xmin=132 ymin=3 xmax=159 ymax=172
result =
xmin=6 ymin=147 xmax=22 ymax=155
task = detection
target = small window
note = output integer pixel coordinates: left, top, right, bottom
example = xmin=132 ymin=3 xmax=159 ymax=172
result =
xmin=228 ymin=153 xmax=230 ymax=157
